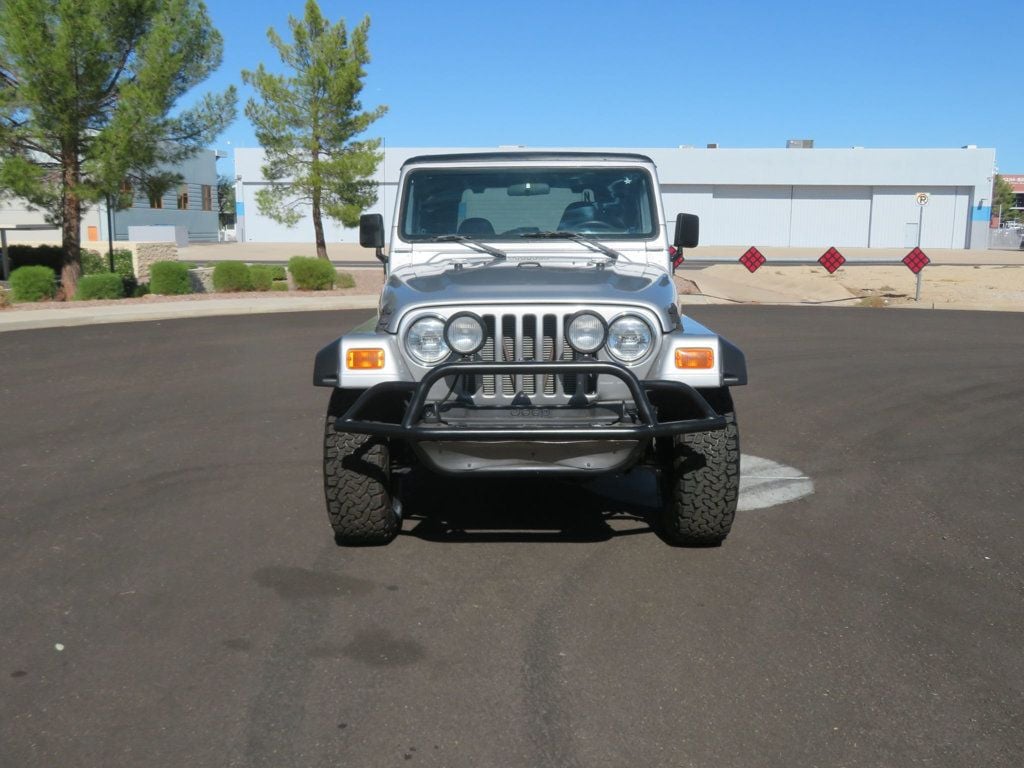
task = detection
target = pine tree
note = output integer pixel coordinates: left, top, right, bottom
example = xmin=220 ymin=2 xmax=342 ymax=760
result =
xmin=0 ymin=0 xmax=236 ymax=296
xmin=993 ymin=175 xmax=1019 ymax=224
xmin=243 ymin=0 xmax=387 ymax=260
xmin=217 ymin=174 xmax=236 ymax=229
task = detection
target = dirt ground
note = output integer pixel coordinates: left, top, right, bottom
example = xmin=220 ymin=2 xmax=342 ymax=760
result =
xmin=678 ymin=264 xmax=1024 ymax=312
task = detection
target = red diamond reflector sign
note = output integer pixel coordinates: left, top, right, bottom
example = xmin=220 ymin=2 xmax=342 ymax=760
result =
xmin=669 ymin=246 xmax=684 ymax=268
xmin=818 ymin=247 xmax=846 ymax=274
xmin=903 ymin=247 xmax=930 ymax=274
xmin=739 ymin=247 xmax=766 ymax=273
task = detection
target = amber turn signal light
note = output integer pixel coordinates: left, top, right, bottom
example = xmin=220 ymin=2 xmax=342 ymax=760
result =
xmin=674 ymin=348 xmax=714 ymax=369
xmin=346 ymin=348 xmax=385 ymax=369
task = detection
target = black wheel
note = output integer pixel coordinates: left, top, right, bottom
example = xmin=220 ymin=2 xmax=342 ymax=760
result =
xmin=323 ymin=390 xmax=400 ymax=545
xmin=657 ymin=388 xmax=740 ymax=546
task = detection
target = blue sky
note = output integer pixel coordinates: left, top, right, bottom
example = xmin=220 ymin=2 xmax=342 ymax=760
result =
xmin=199 ymin=0 xmax=1022 ymax=174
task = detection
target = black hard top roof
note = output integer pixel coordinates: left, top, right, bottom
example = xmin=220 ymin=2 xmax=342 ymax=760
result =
xmin=401 ymin=151 xmax=655 ymax=167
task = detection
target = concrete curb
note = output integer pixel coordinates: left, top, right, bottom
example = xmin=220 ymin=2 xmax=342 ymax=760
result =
xmin=0 ymin=295 xmax=379 ymax=333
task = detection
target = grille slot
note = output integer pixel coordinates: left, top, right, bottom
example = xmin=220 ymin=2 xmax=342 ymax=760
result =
xmin=542 ymin=314 xmax=557 ymax=395
xmin=522 ymin=315 xmax=536 ymax=396
xmin=561 ymin=333 xmax=577 ymax=396
xmin=481 ymin=316 xmax=496 ymax=395
xmin=501 ymin=315 xmax=515 ymax=396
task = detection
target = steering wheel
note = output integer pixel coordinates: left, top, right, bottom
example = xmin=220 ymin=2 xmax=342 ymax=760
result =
xmin=573 ymin=220 xmax=619 ymax=232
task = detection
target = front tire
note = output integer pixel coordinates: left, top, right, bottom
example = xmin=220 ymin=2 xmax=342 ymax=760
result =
xmin=657 ymin=389 xmax=740 ymax=546
xmin=323 ymin=390 xmax=400 ymax=545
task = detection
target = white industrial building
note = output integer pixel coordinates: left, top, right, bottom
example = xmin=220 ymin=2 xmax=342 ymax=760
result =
xmin=234 ymin=145 xmax=997 ymax=250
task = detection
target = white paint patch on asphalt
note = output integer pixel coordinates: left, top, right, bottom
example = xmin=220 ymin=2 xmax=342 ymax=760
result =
xmin=737 ymin=454 xmax=814 ymax=511
xmin=583 ymin=453 xmax=813 ymax=512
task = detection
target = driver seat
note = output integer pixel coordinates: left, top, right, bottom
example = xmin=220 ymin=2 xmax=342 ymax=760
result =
xmin=456 ymin=217 xmax=495 ymax=236
xmin=558 ymin=201 xmax=600 ymax=230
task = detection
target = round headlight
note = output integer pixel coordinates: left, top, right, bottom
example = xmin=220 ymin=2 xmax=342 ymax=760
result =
xmin=607 ymin=315 xmax=653 ymax=362
xmin=444 ymin=313 xmax=486 ymax=356
xmin=566 ymin=312 xmax=607 ymax=355
xmin=405 ymin=316 xmax=449 ymax=364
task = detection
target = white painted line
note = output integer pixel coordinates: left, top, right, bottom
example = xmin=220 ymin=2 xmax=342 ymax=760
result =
xmin=583 ymin=453 xmax=814 ymax=513
xmin=742 ymin=475 xmax=811 ymax=480
xmin=738 ymin=454 xmax=814 ymax=511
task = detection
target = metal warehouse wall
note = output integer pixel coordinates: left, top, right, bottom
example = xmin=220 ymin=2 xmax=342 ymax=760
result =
xmin=234 ymin=146 xmax=996 ymax=249
xmin=110 ymin=150 xmax=222 ymax=243
xmin=660 ymin=183 xmax=973 ymax=248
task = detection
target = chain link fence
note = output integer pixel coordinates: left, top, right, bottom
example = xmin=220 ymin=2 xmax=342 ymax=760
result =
xmin=989 ymin=227 xmax=1024 ymax=251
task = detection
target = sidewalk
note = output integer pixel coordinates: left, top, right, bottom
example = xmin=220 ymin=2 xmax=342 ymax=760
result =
xmin=0 ymin=294 xmax=378 ymax=333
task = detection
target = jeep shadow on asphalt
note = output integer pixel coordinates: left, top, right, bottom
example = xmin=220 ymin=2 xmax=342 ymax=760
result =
xmin=343 ymin=469 xmax=665 ymax=545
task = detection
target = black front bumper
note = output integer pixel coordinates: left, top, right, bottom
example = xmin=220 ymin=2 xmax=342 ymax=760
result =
xmin=335 ymin=361 xmax=725 ymax=475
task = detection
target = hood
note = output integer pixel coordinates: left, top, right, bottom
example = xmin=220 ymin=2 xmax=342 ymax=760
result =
xmin=377 ymin=262 xmax=680 ymax=333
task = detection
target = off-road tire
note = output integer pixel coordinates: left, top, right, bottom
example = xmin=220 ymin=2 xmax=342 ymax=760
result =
xmin=324 ymin=390 xmax=399 ymax=545
xmin=657 ymin=389 xmax=740 ymax=546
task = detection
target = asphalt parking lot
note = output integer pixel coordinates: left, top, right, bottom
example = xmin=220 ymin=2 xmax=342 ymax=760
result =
xmin=1 ymin=307 xmax=1022 ymax=767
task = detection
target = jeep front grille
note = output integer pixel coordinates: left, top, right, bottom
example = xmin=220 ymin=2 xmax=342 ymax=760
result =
xmin=470 ymin=312 xmax=595 ymax=400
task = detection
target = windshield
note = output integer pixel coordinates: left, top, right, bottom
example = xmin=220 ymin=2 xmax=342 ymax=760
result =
xmin=399 ymin=167 xmax=658 ymax=241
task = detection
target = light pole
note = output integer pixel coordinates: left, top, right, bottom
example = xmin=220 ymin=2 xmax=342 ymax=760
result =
xmin=105 ymin=193 xmax=115 ymax=272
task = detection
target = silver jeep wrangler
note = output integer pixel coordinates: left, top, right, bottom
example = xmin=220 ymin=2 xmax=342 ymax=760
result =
xmin=313 ymin=152 xmax=746 ymax=546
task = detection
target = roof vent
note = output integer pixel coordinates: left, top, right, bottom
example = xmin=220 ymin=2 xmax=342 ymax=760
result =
xmin=787 ymin=139 xmax=814 ymax=148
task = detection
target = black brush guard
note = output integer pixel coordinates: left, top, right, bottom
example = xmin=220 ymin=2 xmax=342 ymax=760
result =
xmin=335 ymin=360 xmax=725 ymax=442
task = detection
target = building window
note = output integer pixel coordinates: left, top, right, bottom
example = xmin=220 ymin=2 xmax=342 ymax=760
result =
xmin=149 ymin=193 xmax=163 ymax=209
xmin=177 ymin=184 xmax=189 ymax=210
xmin=120 ymin=179 xmax=134 ymax=207
xmin=201 ymin=184 xmax=212 ymax=211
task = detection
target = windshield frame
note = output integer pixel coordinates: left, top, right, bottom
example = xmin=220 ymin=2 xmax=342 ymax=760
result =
xmin=395 ymin=165 xmax=661 ymax=244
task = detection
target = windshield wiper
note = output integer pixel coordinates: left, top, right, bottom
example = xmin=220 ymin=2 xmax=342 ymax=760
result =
xmin=521 ymin=231 xmax=621 ymax=261
xmin=427 ymin=235 xmax=506 ymax=260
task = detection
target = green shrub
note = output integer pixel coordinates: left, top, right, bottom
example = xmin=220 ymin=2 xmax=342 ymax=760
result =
xmin=249 ymin=265 xmax=275 ymax=292
xmin=80 ymin=249 xmax=105 ymax=275
xmin=270 ymin=281 xmax=289 ymax=292
xmin=335 ymin=271 xmax=355 ymax=289
xmin=112 ymin=249 xmax=133 ymax=278
xmin=133 ymin=282 xmax=151 ymax=298
xmin=269 ymin=265 xmax=287 ymax=281
xmin=8 ymin=244 xmax=63 ymax=273
xmin=149 ymin=261 xmax=191 ymax=295
xmin=288 ymin=256 xmax=336 ymax=290
xmin=79 ymin=248 xmax=134 ymax=278
xmin=10 ymin=265 xmax=57 ymax=302
xmin=121 ymin=274 xmax=139 ymax=297
xmin=212 ymin=260 xmax=252 ymax=292
xmin=75 ymin=272 xmax=125 ymax=300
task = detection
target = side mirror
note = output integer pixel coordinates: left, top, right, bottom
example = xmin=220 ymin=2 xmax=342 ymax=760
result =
xmin=359 ymin=213 xmax=386 ymax=264
xmin=673 ymin=213 xmax=699 ymax=249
